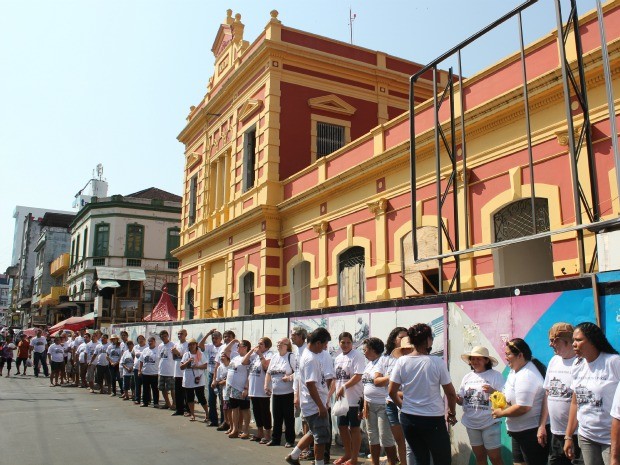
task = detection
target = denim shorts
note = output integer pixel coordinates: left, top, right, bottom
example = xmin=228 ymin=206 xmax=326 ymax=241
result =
xmin=337 ymin=406 xmax=361 ymax=428
xmin=465 ymin=422 xmax=501 ymax=449
xmin=385 ymin=402 xmax=400 ymax=426
xmin=305 ymin=412 xmax=331 ymax=445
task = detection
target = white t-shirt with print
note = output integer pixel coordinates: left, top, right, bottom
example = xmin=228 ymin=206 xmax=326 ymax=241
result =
xmin=218 ymin=342 xmax=239 ymax=363
xmin=216 ymin=363 xmax=228 ymax=383
xmin=570 ymin=352 xmax=620 ymax=444
xmin=158 ymin=341 xmax=176 ymax=376
xmin=267 ymin=352 xmax=296 ymax=395
xmin=504 ymin=361 xmax=546 ymax=432
xmin=248 ymin=352 xmax=273 ymax=398
xmin=31 ymin=336 xmax=47 ymax=353
xmin=610 ymin=382 xmax=620 ymax=421
xmin=334 ymin=349 xmax=366 ymax=407
xmin=543 ymin=355 xmax=576 ymax=435
xmin=77 ymin=342 xmax=88 ymax=364
xmin=86 ymin=341 xmax=98 ymax=363
xmin=181 ymin=350 xmax=206 ymax=388
xmin=228 ymin=354 xmax=250 ymax=394
xmin=48 ymin=343 xmax=65 ymax=363
xmin=299 ymin=349 xmax=330 ymax=417
xmin=458 ymin=369 xmax=505 ymax=430
xmin=133 ymin=344 xmax=147 ymax=371
xmin=63 ymin=341 xmax=72 ymax=361
xmin=390 ymin=355 xmax=451 ymax=417
xmin=120 ymin=349 xmax=134 ymax=376
xmin=362 ymin=357 xmax=387 ymax=405
xmin=139 ymin=347 xmax=159 ymax=376
xmin=106 ymin=344 xmax=122 ymax=364
xmin=204 ymin=343 xmax=222 ymax=374
xmin=173 ymin=341 xmax=189 ymax=378
xmin=377 ymin=355 xmax=399 ymax=403
xmin=293 ymin=342 xmax=307 ymax=395
xmin=95 ymin=342 xmax=110 ymax=366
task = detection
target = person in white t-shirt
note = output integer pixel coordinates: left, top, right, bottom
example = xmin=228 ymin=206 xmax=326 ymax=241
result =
xmin=329 ymin=331 xmax=366 ymax=465
xmin=92 ymin=333 xmax=111 ymax=394
xmin=86 ymin=333 xmax=99 ymax=392
xmin=564 ymin=322 xmax=620 ymax=465
xmin=217 ymin=352 xmax=232 ymax=433
xmin=285 ymin=327 xmax=333 ymax=465
xmin=133 ymin=335 xmax=147 ymax=404
xmin=541 ymin=323 xmax=581 ymax=465
xmin=106 ymin=334 xmax=123 ymax=396
xmin=29 ymin=329 xmax=49 ymax=378
xmin=243 ymin=337 xmax=273 ymax=443
xmin=76 ymin=332 xmax=91 ymax=388
xmin=389 ymin=323 xmax=457 ymax=465
xmin=171 ymin=329 xmax=189 ymax=416
xmin=457 ymin=346 xmax=504 ymax=465
xmin=361 ymin=337 xmax=397 ymax=465
xmin=48 ymin=335 xmax=65 ymax=386
xmin=226 ymin=339 xmax=252 ymax=438
xmin=610 ymin=383 xmax=620 ymax=465
xmin=199 ymin=328 xmax=223 ymax=426
xmin=290 ymin=327 xmax=310 ymax=458
xmin=157 ymin=330 xmax=176 ymax=409
xmin=180 ymin=338 xmax=209 ymax=422
xmin=265 ymin=337 xmax=296 ymax=447
xmin=139 ymin=336 xmax=160 ymax=407
xmin=120 ymin=340 xmax=134 ymax=400
xmin=493 ymin=338 xmax=548 ymax=465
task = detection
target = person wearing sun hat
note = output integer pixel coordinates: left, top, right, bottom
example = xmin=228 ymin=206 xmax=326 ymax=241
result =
xmin=457 ymin=346 xmax=505 ymax=465
xmin=180 ymin=337 xmax=209 ymax=422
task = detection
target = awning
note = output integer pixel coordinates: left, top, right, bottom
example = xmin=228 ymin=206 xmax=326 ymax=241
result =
xmin=96 ymin=267 xmax=146 ymax=281
xmin=55 ymin=301 xmax=79 ymax=309
xmin=17 ymin=298 xmax=31 ymax=307
xmin=97 ymin=279 xmax=121 ymax=290
xmin=49 ymin=313 xmax=95 ymax=334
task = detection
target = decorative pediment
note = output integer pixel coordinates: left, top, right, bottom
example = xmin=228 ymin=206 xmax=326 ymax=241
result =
xmin=308 ymin=94 xmax=356 ymax=116
xmin=211 ymin=10 xmax=235 ymax=58
xmin=238 ymin=99 xmax=263 ymax=122
xmin=186 ymin=151 xmax=201 ymax=169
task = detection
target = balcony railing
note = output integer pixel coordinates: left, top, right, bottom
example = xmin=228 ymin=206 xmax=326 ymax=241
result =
xmin=39 ymin=286 xmax=68 ymax=306
xmin=50 ymin=253 xmax=70 ymax=277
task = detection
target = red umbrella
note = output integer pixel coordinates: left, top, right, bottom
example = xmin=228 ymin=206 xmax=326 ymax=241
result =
xmin=49 ymin=314 xmax=94 ymax=334
xmin=22 ymin=327 xmax=48 ymax=337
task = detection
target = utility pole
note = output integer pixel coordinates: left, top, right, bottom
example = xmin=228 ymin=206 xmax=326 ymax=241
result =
xmin=349 ymin=8 xmax=356 ymax=44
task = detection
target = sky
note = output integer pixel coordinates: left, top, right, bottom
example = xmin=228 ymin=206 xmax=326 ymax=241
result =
xmin=0 ymin=0 xmax=598 ymax=270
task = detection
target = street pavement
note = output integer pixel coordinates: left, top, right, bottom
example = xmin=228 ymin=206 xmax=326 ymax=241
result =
xmin=0 ymin=373 xmax=312 ymax=465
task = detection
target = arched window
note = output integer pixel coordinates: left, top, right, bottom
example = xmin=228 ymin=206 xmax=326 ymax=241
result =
xmin=338 ymin=247 xmax=365 ymax=306
xmin=492 ymin=198 xmax=553 ymax=287
xmin=239 ymin=272 xmax=255 ymax=316
xmin=185 ymin=288 xmax=194 ymax=320
xmin=291 ymin=261 xmax=311 ymax=311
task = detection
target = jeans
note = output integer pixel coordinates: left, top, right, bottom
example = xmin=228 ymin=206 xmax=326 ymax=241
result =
xmin=207 ymin=372 xmax=222 ymax=424
xmin=400 ymin=412 xmax=451 ymax=465
xmin=174 ymin=376 xmax=186 ymax=414
xmin=133 ymin=369 xmax=142 ymax=402
xmin=141 ymin=374 xmax=159 ymax=406
xmin=108 ymin=365 xmax=121 ymax=395
xmin=123 ymin=374 xmax=133 ymax=393
xmin=550 ymin=433 xmax=583 ymax=465
xmin=578 ymin=435 xmax=610 ymax=465
xmin=272 ymin=392 xmax=295 ymax=444
xmin=33 ymin=352 xmax=49 ymax=377
xmin=509 ymin=425 xmax=550 ymax=465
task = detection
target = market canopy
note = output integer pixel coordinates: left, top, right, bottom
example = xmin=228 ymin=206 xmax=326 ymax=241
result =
xmin=49 ymin=314 xmax=95 ymax=334
xmin=96 ymin=279 xmax=121 ymax=290
xmin=96 ymin=267 xmax=146 ymax=281
xmin=143 ymin=285 xmax=178 ymax=322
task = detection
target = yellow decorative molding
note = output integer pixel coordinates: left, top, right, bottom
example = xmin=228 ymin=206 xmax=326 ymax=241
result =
xmin=238 ymin=98 xmax=263 ymax=122
xmin=308 ymin=94 xmax=356 ymax=116
xmin=186 ymin=151 xmax=201 ymax=169
xmin=312 ymin=221 xmax=329 ymax=235
xmin=367 ymin=198 xmax=388 ymax=216
xmin=555 ymin=125 xmax=582 ymax=146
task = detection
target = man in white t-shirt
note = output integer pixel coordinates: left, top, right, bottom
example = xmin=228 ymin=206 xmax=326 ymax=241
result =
xmin=213 ymin=329 xmax=238 ymax=430
xmin=286 ymin=327 xmax=333 ymax=465
xmin=199 ymin=328 xmax=222 ymax=426
xmin=29 ymin=329 xmax=49 ymax=378
xmin=171 ymin=328 xmax=189 ymax=416
xmin=542 ymin=322 xmax=582 ymax=465
xmin=157 ymin=330 xmax=176 ymax=409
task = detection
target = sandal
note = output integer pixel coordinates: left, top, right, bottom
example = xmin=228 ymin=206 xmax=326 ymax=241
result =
xmin=250 ymin=436 xmax=263 ymax=442
xmin=333 ymin=458 xmax=347 ymax=465
xmin=189 ymin=417 xmax=197 ymax=422
xmin=259 ymin=438 xmax=270 ymax=444
xmin=228 ymin=432 xmax=239 ymax=439
xmin=239 ymin=433 xmax=250 ymax=439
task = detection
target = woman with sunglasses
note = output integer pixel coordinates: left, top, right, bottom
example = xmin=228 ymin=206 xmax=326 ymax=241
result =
xmin=493 ymin=338 xmax=548 ymax=465
xmin=265 ymin=337 xmax=296 ymax=447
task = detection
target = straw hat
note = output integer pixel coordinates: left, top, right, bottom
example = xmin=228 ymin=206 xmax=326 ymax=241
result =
xmin=392 ymin=336 xmax=414 ymax=358
xmin=187 ymin=338 xmax=197 ymax=344
xmin=461 ymin=346 xmax=498 ymax=367
xmin=110 ymin=334 xmax=120 ymax=340
xmin=549 ymin=323 xmax=574 ymax=341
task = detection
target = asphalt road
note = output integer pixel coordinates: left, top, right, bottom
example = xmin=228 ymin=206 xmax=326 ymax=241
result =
xmin=0 ymin=373 xmax=305 ymax=465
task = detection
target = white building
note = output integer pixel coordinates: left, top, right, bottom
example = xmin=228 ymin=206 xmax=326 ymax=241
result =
xmin=65 ymin=188 xmax=181 ymax=326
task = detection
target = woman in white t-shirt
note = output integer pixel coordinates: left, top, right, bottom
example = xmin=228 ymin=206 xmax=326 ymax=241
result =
xmin=227 ymin=339 xmax=252 ymax=439
xmin=120 ymin=340 xmax=134 ymax=401
xmin=265 ymin=337 xmax=296 ymax=447
xmin=330 ymin=331 xmax=367 ymax=465
xmin=243 ymin=337 xmax=273 ymax=444
xmin=389 ymin=323 xmax=457 ymax=465
xmin=132 ymin=335 xmax=147 ymax=404
xmin=564 ymin=322 xmax=620 ymax=465
xmin=217 ymin=353 xmax=233 ymax=433
xmin=457 ymin=346 xmax=505 ymax=465
xmin=493 ymin=338 xmax=548 ymax=465
xmin=362 ymin=337 xmax=397 ymax=465
xmin=180 ymin=338 xmax=209 ymax=422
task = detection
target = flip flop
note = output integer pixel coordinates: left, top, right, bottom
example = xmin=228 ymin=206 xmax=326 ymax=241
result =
xmin=239 ymin=433 xmax=250 ymax=440
xmin=189 ymin=418 xmax=197 ymax=422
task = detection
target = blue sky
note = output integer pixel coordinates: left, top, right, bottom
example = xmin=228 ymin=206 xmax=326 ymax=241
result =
xmin=0 ymin=0 xmax=595 ymax=269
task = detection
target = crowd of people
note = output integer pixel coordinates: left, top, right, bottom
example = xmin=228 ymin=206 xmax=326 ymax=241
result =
xmin=1 ymin=320 xmax=620 ymax=465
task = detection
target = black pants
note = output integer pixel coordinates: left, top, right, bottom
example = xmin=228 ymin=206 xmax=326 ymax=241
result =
xmin=251 ymin=396 xmax=272 ymax=430
xmin=186 ymin=386 xmax=207 ymax=405
xmin=33 ymin=352 xmax=49 ymax=377
xmin=400 ymin=413 xmax=451 ymax=465
xmin=509 ymin=425 xmax=550 ymax=465
xmin=208 ymin=372 xmax=223 ymax=424
xmin=96 ymin=365 xmax=111 ymax=388
xmin=108 ymin=365 xmax=120 ymax=394
xmin=142 ymin=374 xmax=159 ymax=406
xmin=174 ymin=377 xmax=187 ymax=414
xmin=133 ymin=369 xmax=142 ymax=402
xmin=272 ymin=392 xmax=295 ymax=444
xmin=550 ymin=432 xmax=582 ymax=465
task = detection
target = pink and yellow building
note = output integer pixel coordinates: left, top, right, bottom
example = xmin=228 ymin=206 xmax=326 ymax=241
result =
xmin=174 ymin=4 xmax=620 ymax=320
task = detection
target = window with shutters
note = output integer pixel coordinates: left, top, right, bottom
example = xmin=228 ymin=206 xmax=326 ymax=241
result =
xmin=240 ymin=272 xmax=255 ymax=316
xmin=242 ymin=126 xmax=257 ymax=192
xmin=166 ymin=228 xmax=181 ymax=260
xmin=82 ymin=227 xmax=88 ymax=259
xmin=338 ymin=246 xmax=366 ymax=306
xmin=94 ymin=224 xmax=110 ymax=257
xmin=75 ymin=235 xmax=81 ymax=264
xmin=188 ymin=174 xmax=198 ymax=226
xmin=317 ymin=122 xmax=345 ymax=158
xmin=125 ymin=224 xmax=144 ymax=258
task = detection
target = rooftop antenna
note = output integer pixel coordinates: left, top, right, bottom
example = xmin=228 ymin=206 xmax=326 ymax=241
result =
xmin=349 ymin=8 xmax=356 ymax=45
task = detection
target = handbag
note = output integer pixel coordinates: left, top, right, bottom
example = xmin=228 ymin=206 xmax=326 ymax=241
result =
xmin=332 ymin=395 xmax=349 ymax=417
xmin=26 ymin=359 xmax=33 ymax=367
